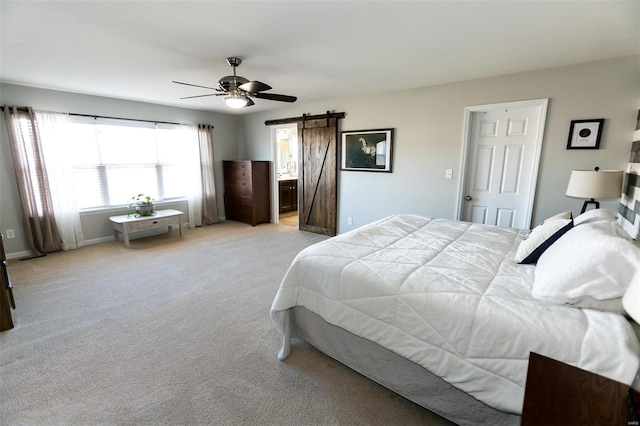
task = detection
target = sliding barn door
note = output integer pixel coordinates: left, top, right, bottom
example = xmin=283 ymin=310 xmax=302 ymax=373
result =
xmin=298 ymin=117 xmax=338 ymax=236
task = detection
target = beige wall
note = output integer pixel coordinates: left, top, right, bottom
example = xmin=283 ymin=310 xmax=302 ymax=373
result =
xmin=240 ymin=56 xmax=640 ymax=233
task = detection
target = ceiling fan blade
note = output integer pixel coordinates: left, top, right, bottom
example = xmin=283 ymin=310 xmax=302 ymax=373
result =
xmin=253 ymin=92 xmax=297 ymax=103
xmin=172 ymin=80 xmax=223 ymax=91
xmin=239 ymin=80 xmax=272 ymax=93
xmin=245 ymin=97 xmax=255 ymax=107
xmin=180 ymin=94 xmax=219 ymax=99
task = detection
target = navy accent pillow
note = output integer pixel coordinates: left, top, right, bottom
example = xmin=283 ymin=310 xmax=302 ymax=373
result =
xmin=515 ymin=212 xmax=574 ymax=264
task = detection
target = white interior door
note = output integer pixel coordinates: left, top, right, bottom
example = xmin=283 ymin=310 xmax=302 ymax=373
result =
xmin=461 ymin=100 xmax=547 ymax=229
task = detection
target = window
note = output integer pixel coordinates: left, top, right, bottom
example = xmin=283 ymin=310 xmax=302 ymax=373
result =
xmin=66 ymin=117 xmax=199 ymax=210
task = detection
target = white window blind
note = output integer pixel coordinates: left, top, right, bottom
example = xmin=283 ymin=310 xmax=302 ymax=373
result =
xmin=66 ymin=117 xmax=198 ymax=210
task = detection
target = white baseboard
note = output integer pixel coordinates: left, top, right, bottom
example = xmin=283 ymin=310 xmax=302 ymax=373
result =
xmin=7 ymin=250 xmax=34 ymax=260
xmin=83 ymin=236 xmax=114 ymax=246
xmin=8 ymin=219 xmax=216 ymax=257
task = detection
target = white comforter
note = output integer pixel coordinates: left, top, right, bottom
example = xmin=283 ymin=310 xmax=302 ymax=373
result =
xmin=271 ymin=214 xmax=640 ymax=414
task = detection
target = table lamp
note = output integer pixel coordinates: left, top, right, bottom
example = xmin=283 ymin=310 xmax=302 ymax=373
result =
xmin=565 ymin=167 xmax=623 ymax=213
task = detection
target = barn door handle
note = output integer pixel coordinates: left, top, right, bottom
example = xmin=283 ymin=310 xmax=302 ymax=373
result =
xmin=465 ymin=196 xmax=472 ymax=201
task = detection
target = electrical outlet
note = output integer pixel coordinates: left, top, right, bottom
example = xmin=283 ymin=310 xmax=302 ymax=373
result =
xmin=347 ymin=217 xmax=353 ymax=225
xmin=5 ymin=229 xmax=15 ymax=239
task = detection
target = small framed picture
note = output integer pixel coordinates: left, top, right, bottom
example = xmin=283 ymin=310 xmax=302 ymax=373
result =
xmin=341 ymin=128 xmax=394 ymax=172
xmin=567 ymin=119 xmax=604 ymax=149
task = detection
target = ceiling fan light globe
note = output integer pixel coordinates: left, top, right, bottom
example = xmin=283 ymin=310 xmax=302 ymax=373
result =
xmin=224 ymin=95 xmax=248 ymax=109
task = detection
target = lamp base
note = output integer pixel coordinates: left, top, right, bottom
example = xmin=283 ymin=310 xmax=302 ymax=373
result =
xmin=580 ymin=199 xmax=600 ymax=214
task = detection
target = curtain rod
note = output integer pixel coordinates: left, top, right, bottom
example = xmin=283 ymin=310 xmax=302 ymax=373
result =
xmin=1 ymin=106 xmax=213 ymax=127
xmin=69 ymin=112 xmax=181 ymax=126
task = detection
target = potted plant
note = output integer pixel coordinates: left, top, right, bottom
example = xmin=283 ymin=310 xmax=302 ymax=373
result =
xmin=128 ymin=193 xmax=155 ymax=217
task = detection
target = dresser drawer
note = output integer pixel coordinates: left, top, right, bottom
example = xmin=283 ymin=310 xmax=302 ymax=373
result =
xmin=134 ymin=216 xmax=179 ymax=231
xmin=225 ymin=197 xmax=254 ymax=222
xmin=224 ymin=162 xmax=252 ymax=181
xmin=226 ymin=179 xmax=253 ymax=198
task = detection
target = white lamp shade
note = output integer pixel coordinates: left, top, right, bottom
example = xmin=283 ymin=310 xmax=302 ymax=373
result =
xmin=565 ymin=170 xmax=623 ymax=199
xmin=623 ymin=268 xmax=640 ymax=323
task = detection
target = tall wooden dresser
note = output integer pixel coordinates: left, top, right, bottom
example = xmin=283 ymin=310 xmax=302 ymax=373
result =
xmin=223 ymin=160 xmax=271 ymax=226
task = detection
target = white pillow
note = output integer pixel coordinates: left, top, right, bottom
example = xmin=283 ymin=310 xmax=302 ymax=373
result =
xmin=573 ymin=208 xmax=618 ymax=226
xmin=515 ymin=212 xmax=573 ymax=264
xmin=533 ymin=220 xmax=640 ymax=312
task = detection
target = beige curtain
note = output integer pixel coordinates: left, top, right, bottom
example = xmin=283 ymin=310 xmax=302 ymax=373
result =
xmin=178 ymin=124 xmax=203 ymax=228
xmin=35 ymin=110 xmax=84 ymax=250
xmin=2 ymin=106 xmax=62 ymax=254
xmin=198 ymin=124 xmax=220 ymax=225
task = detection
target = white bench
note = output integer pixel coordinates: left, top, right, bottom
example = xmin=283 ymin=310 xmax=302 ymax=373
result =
xmin=109 ymin=209 xmax=184 ymax=248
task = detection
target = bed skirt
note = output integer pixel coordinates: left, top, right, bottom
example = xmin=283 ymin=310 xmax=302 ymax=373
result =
xmin=286 ymin=306 xmax=520 ymax=426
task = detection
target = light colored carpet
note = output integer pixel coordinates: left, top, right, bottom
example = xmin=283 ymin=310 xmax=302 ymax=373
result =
xmin=0 ymin=221 xmax=453 ymax=425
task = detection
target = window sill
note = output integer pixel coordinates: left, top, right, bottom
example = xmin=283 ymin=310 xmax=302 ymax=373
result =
xmin=79 ymin=198 xmax=188 ymax=216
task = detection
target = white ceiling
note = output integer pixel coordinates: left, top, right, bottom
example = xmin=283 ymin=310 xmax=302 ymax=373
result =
xmin=1 ymin=1 xmax=639 ymax=114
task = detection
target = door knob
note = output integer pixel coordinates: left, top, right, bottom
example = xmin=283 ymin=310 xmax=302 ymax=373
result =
xmin=465 ymin=196 xmax=472 ymax=201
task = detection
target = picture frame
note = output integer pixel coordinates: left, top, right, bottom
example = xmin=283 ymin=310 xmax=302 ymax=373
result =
xmin=341 ymin=128 xmax=394 ymax=172
xmin=566 ymin=119 xmax=604 ymax=150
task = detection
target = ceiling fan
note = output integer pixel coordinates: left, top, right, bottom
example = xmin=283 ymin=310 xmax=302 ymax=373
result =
xmin=172 ymin=57 xmax=297 ymax=109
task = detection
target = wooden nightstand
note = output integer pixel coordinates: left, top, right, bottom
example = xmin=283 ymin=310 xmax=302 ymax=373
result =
xmin=522 ymin=352 xmax=638 ymax=425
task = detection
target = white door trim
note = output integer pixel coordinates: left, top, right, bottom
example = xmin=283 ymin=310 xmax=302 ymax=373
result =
xmin=270 ymin=123 xmax=297 ymax=224
xmin=456 ymin=98 xmax=549 ymax=228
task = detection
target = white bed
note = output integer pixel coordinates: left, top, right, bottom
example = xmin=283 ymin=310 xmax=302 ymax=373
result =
xmin=271 ymin=213 xmax=640 ymax=425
